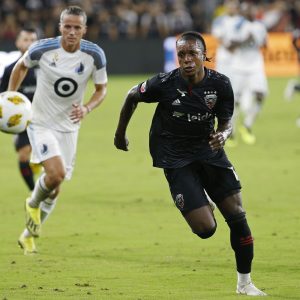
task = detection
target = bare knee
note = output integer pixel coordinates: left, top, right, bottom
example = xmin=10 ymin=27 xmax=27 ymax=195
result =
xmin=45 ymin=170 xmax=65 ymax=189
xmin=193 ymin=223 xmax=217 ymax=239
xmin=183 ymin=206 xmax=217 ymax=239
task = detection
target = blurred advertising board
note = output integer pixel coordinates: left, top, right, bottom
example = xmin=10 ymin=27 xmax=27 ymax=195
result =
xmin=164 ymin=33 xmax=299 ymax=77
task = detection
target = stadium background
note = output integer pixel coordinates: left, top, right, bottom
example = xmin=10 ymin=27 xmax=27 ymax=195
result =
xmin=1 ymin=1 xmax=300 ymax=299
xmin=0 ymin=0 xmax=300 ymax=74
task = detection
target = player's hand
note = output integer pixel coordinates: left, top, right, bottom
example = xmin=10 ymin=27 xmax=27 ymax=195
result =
xmin=114 ymin=133 xmax=129 ymax=151
xmin=209 ymin=132 xmax=225 ymax=151
xmin=70 ymin=103 xmax=88 ymax=123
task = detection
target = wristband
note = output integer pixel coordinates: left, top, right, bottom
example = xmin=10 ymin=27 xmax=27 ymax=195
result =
xmin=84 ymin=105 xmax=91 ymax=113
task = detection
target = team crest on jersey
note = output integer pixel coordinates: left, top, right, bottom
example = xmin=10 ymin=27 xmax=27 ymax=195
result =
xmin=140 ymin=81 xmax=147 ymax=93
xmin=204 ymin=91 xmax=217 ymax=109
xmin=75 ymin=63 xmax=85 ymax=74
xmin=175 ymin=194 xmax=185 ymax=210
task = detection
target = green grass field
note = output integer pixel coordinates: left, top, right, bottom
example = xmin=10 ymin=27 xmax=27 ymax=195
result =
xmin=0 ymin=76 xmax=299 ymax=300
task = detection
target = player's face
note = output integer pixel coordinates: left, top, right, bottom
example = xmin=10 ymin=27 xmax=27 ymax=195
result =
xmin=177 ymin=39 xmax=205 ymax=80
xmin=16 ymin=31 xmax=37 ymax=54
xmin=59 ymin=14 xmax=87 ymax=52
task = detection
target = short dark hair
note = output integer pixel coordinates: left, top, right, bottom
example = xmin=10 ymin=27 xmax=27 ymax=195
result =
xmin=176 ymin=31 xmax=211 ymax=62
xmin=60 ymin=6 xmax=87 ymax=25
xmin=17 ymin=27 xmax=37 ymax=38
xmin=177 ymin=31 xmax=207 ymax=52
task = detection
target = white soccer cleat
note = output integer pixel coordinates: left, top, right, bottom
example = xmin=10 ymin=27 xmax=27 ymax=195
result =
xmin=236 ymin=282 xmax=267 ymax=296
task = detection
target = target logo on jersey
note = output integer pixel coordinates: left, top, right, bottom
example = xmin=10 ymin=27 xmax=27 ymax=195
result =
xmin=54 ymin=77 xmax=78 ymax=97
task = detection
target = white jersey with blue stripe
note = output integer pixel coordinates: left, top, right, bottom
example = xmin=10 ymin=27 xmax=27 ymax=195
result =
xmin=231 ymin=19 xmax=267 ymax=73
xmin=23 ymin=36 xmax=107 ymax=132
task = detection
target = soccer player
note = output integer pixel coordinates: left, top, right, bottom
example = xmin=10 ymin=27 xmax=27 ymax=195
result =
xmin=0 ymin=27 xmax=38 ymax=191
xmin=211 ymin=0 xmax=243 ymax=146
xmin=114 ymin=31 xmax=267 ymax=296
xmin=284 ymin=28 xmax=300 ymax=101
xmin=230 ymin=2 xmax=268 ymax=145
xmin=284 ymin=28 xmax=300 ymax=126
xmin=8 ymin=6 xmax=108 ymax=255
xmin=211 ymin=0 xmax=242 ymax=78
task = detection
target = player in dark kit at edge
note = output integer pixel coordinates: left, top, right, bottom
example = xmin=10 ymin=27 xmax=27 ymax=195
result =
xmin=0 ymin=27 xmax=38 ymax=191
xmin=114 ymin=31 xmax=267 ymax=296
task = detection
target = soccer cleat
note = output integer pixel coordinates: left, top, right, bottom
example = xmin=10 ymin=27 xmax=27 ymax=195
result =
xmin=25 ymin=198 xmax=41 ymax=237
xmin=239 ymin=126 xmax=256 ymax=145
xmin=284 ymin=79 xmax=297 ymax=101
xmin=18 ymin=234 xmax=37 ymax=255
xmin=236 ymin=282 xmax=267 ymax=296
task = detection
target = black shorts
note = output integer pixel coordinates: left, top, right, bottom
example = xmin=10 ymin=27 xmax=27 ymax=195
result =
xmin=164 ymin=160 xmax=241 ymax=213
xmin=14 ymin=130 xmax=30 ymax=151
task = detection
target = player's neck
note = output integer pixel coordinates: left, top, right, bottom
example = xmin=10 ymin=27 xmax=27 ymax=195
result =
xmin=61 ymin=41 xmax=80 ymax=53
xmin=181 ymin=68 xmax=205 ymax=85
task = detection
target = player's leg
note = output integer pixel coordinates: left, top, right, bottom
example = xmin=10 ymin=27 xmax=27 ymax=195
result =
xmin=226 ymin=73 xmax=245 ymax=147
xmin=164 ymin=164 xmax=217 ymax=238
xmin=18 ymin=186 xmax=60 ymax=255
xmin=240 ymin=73 xmax=268 ymax=145
xmin=218 ymin=192 xmax=266 ymax=296
xmin=200 ymin=159 xmax=266 ymax=295
xmin=24 ymin=125 xmax=66 ymax=237
xmin=239 ymin=89 xmax=257 ymax=145
xmin=25 ymin=156 xmax=65 ymax=237
xmin=14 ymin=132 xmax=35 ymax=191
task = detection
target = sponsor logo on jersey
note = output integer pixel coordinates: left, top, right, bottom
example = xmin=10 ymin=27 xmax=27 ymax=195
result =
xmin=140 ymin=82 xmax=147 ymax=93
xmin=54 ymin=77 xmax=78 ymax=97
xmin=204 ymin=91 xmax=217 ymax=109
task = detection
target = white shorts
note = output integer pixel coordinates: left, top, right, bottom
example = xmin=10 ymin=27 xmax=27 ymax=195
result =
xmin=231 ymin=71 xmax=268 ymax=101
xmin=27 ymin=124 xmax=78 ymax=180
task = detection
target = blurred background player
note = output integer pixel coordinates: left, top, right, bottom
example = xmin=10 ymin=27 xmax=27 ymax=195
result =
xmin=8 ymin=6 xmax=108 ymax=255
xmin=230 ymin=2 xmax=268 ymax=145
xmin=0 ymin=27 xmax=38 ymax=191
xmin=284 ymin=27 xmax=300 ymax=127
xmin=211 ymin=0 xmax=242 ymax=79
xmin=211 ymin=0 xmax=243 ymax=146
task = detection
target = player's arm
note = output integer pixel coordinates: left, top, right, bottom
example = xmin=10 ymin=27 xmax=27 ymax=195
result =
xmin=7 ymin=57 xmax=28 ymax=91
xmin=114 ymin=85 xmax=141 ymax=151
xmin=70 ymin=83 xmax=107 ymax=123
xmin=209 ymin=119 xmax=233 ymax=151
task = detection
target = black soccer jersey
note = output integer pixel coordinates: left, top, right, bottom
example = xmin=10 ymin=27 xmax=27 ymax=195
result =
xmin=0 ymin=59 xmax=36 ymax=101
xmin=137 ymin=67 xmax=234 ymax=168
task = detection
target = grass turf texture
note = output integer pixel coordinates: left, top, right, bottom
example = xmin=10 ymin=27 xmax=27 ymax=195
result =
xmin=0 ymin=76 xmax=299 ymax=299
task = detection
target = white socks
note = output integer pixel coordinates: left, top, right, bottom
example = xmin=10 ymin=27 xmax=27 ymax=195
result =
xmin=40 ymin=197 xmax=57 ymax=223
xmin=237 ymin=272 xmax=251 ymax=286
xmin=29 ymin=174 xmax=51 ymax=208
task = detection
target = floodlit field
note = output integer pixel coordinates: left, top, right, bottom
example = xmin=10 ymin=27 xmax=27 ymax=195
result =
xmin=0 ymin=76 xmax=299 ymax=299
